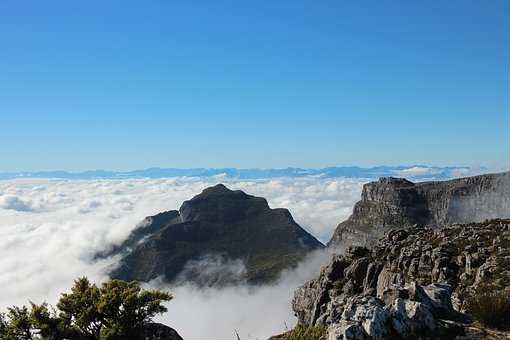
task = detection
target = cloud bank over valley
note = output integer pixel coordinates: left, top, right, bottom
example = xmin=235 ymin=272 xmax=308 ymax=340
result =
xmin=0 ymin=176 xmax=364 ymax=339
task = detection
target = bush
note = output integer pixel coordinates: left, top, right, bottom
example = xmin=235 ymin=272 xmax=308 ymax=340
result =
xmin=0 ymin=277 xmax=173 ymax=340
xmin=466 ymin=288 xmax=510 ymax=330
xmin=282 ymin=325 xmax=326 ymax=340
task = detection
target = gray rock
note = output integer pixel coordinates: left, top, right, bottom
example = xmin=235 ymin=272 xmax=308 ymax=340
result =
xmin=389 ymin=298 xmax=436 ymax=337
xmin=343 ymin=258 xmax=370 ymax=292
xmin=328 ymin=172 xmax=510 ymax=247
xmin=362 ymin=262 xmax=383 ymax=295
xmin=327 ymin=321 xmax=369 ymax=340
xmin=421 ymin=283 xmax=455 ymax=318
xmin=141 ymin=323 xmax=183 ymax=340
xmin=286 ymin=218 xmax=510 ymax=339
xmin=340 ymin=296 xmax=390 ymax=339
xmin=380 ymin=285 xmax=409 ymax=306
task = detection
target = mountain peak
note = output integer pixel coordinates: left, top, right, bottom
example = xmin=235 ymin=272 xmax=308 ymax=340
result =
xmin=179 ymin=184 xmax=268 ymax=223
xmin=200 ymin=183 xmax=233 ymax=195
xmin=111 ymin=186 xmax=324 ymax=285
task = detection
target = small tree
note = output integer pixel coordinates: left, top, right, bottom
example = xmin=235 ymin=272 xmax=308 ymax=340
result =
xmin=96 ymin=279 xmax=171 ymax=340
xmin=1 ymin=277 xmax=173 ymax=340
xmin=57 ymin=277 xmax=103 ymax=339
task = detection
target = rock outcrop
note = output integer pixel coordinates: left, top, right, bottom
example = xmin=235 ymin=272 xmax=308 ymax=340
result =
xmin=329 ymin=171 xmax=510 ymax=247
xmin=292 ymin=219 xmax=510 ymax=339
xmin=110 ymin=184 xmax=324 ymax=285
xmin=142 ymin=323 xmax=183 ymax=340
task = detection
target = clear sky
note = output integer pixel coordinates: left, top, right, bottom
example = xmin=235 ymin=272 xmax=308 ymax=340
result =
xmin=1 ymin=1 xmax=509 ymax=171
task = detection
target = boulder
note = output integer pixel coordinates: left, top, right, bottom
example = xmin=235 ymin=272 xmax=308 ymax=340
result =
xmin=327 ymin=321 xmax=369 ymax=340
xmin=388 ymin=298 xmax=436 ymax=337
xmin=340 ymin=296 xmax=390 ymax=339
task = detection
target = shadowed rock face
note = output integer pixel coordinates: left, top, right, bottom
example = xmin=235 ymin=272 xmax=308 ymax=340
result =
xmin=329 ymin=171 xmax=510 ymax=247
xmin=142 ymin=323 xmax=183 ymax=340
xmin=110 ymin=184 xmax=324 ymax=285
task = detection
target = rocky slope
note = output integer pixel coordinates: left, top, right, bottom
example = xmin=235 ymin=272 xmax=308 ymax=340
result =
xmin=329 ymin=171 xmax=510 ymax=247
xmin=289 ymin=219 xmax=510 ymax=339
xmin=110 ymin=184 xmax=324 ymax=285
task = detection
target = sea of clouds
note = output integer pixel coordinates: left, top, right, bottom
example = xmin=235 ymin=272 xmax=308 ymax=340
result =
xmin=0 ymin=176 xmax=365 ymax=340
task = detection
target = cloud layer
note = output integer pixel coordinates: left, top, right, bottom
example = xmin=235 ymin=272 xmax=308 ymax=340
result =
xmin=0 ymin=177 xmax=365 ymax=339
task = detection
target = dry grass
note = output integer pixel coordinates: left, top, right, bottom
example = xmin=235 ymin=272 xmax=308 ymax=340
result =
xmin=466 ymin=288 xmax=510 ymax=330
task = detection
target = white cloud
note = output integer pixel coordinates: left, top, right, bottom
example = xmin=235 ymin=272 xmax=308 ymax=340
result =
xmin=397 ymin=166 xmax=436 ymax=176
xmin=174 ymin=253 xmax=247 ymax=287
xmin=153 ymin=248 xmax=336 ymax=340
xmin=0 ymin=177 xmax=364 ymax=339
xmin=0 ymin=195 xmax=34 ymax=212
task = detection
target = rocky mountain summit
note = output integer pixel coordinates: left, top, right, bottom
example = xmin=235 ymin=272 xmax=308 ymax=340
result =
xmin=288 ymin=219 xmax=510 ymax=339
xmin=329 ymin=171 xmax=510 ymax=247
xmin=110 ymin=184 xmax=324 ymax=285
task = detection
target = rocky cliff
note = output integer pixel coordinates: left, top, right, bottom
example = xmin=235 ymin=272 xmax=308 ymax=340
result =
xmin=329 ymin=171 xmax=510 ymax=247
xmin=289 ymin=219 xmax=510 ymax=339
xmin=110 ymin=184 xmax=324 ymax=285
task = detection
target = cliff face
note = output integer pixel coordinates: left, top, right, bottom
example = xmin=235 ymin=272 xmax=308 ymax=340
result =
xmin=110 ymin=184 xmax=324 ymax=285
xmin=329 ymin=171 xmax=510 ymax=247
xmin=291 ymin=219 xmax=510 ymax=339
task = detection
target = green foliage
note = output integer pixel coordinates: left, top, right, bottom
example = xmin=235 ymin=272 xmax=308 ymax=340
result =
xmin=96 ymin=279 xmax=172 ymax=340
xmin=30 ymin=302 xmax=66 ymax=340
xmin=0 ymin=313 xmax=7 ymax=336
xmin=466 ymin=288 xmax=510 ymax=330
xmin=282 ymin=325 xmax=326 ymax=340
xmin=4 ymin=305 xmax=34 ymax=339
xmin=0 ymin=277 xmax=173 ymax=340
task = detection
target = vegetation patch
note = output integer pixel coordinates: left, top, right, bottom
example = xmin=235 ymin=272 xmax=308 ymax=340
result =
xmin=0 ymin=277 xmax=172 ymax=340
xmin=466 ymin=287 xmax=510 ymax=330
xmin=282 ymin=325 xmax=326 ymax=340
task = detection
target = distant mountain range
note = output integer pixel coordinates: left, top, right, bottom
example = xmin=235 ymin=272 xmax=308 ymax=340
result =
xmin=0 ymin=165 xmax=475 ymax=180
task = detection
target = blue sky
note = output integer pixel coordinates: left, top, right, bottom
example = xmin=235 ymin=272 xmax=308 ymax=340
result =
xmin=1 ymin=1 xmax=509 ymax=171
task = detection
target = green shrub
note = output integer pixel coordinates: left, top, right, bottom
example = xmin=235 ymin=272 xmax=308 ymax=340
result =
xmin=466 ymin=288 xmax=510 ymax=330
xmin=0 ymin=277 xmax=172 ymax=340
xmin=282 ymin=325 xmax=326 ymax=340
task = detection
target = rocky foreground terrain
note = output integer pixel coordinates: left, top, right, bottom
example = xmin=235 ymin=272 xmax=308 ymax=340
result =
xmin=110 ymin=184 xmax=324 ymax=285
xmin=329 ymin=171 xmax=510 ymax=247
xmin=280 ymin=219 xmax=510 ymax=339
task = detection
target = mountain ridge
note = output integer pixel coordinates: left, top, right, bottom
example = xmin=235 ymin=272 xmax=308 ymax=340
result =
xmin=329 ymin=171 xmax=510 ymax=247
xmin=0 ymin=165 xmax=474 ymax=180
xmin=109 ymin=184 xmax=325 ymax=285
